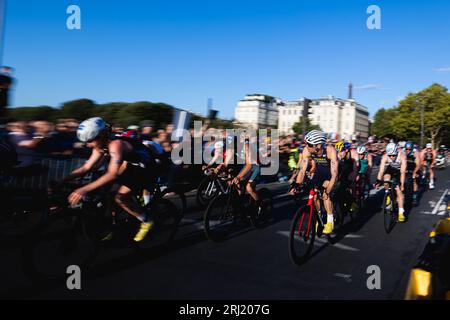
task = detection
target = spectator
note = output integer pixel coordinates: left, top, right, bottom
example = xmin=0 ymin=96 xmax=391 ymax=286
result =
xmin=6 ymin=121 xmax=40 ymax=167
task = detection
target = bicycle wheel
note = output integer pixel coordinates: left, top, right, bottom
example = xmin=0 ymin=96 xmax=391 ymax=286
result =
xmin=145 ymin=198 xmax=181 ymax=248
xmin=196 ymin=176 xmax=219 ymax=208
xmin=382 ymin=190 xmax=396 ymax=233
xmin=161 ymin=187 xmax=187 ymax=216
xmin=204 ymin=193 xmax=235 ymax=242
xmin=250 ymin=188 xmax=274 ymax=228
xmin=289 ymin=205 xmax=316 ymax=265
xmin=0 ymin=190 xmax=48 ymax=238
xmin=21 ymin=208 xmax=97 ymax=281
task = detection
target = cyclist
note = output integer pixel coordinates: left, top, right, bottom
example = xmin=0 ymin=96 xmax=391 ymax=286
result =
xmin=334 ymin=141 xmax=357 ymax=213
xmin=419 ymin=143 xmax=437 ymax=189
xmin=59 ymin=117 xmax=158 ymax=242
xmin=288 ymin=142 xmax=301 ymax=172
xmin=375 ymin=142 xmax=407 ymax=222
xmin=355 ymin=145 xmax=373 ymax=196
xmin=232 ymin=133 xmax=260 ymax=204
xmin=288 ymin=143 xmax=315 ymax=194
xmin=404 ymin=141 xmax=421 ymax=205
xmin=295 ymin=130 xmax=339 ymax=234
xmin=202 ymin=131 xmax=225 ymax=171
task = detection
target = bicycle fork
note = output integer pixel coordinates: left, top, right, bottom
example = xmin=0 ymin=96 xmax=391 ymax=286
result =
xmin=298 ymin=189 xmax=315 ymax=238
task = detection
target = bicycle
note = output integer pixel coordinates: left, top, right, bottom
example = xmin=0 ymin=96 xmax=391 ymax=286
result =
xmin=195 ymin=169 xmax=229 ymax=208
xmin=22 ymin=181 xmax=182 ymax=281
xmin=354 ymin=172 xmax=370 ymax=211
xmin=203 ymin=176 xmax=273 ymax=242
xmin=378 ymin=179 xmax=399 ymax=233
xmin=288 ymin=180 xmax=340 ymax=265
xmin=420 ymin=164 xmax=431 ymax=190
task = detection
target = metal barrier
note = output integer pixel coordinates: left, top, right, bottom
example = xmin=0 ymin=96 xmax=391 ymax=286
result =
xmin=5 ymin=156 xmax=87 ymax=190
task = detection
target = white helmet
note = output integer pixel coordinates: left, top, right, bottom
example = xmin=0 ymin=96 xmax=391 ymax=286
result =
xmin=426 ymin=143 xmax=432 ymax=149
xmin=77 ymin=117 xmax=107 ymax=142
xmin=386 ymin=143 xmax=398 ymax=156
xmin=305 ymin=130 xmax=326 ymax=145
xmin=357 ymin=146 xmax=366 ymax=154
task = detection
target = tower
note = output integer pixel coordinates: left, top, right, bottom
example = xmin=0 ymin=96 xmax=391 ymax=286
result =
xmin=348 ymin=82 xmax=353 ymax=100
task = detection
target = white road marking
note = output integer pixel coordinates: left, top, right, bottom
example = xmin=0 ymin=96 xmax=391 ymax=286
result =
xmin=343 ymin=234 xmax=364 ymax=239
xmin=277 ymin=231 xmax=360 ymax=252
xmin=419 ymin=189 xmax=448 ymax=215
xmin=431 ymin=189 xmax=448 ymax=215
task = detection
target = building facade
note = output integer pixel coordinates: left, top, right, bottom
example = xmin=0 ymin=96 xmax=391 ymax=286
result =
xmin=278 ymin=98 xmax=308 ymax=135
xmin=234 ymin=94 xmax=279 ymax=129
xmin=308 ymin=96 xmax=369 ymax=140
xmin=234 ymin=89 xmax=370 ymax=139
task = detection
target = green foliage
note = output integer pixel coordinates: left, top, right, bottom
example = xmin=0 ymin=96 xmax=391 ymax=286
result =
xmin=292 ymin=116 xmax=321 ymax=135
xmin=6 ymin=99 xmax=233 ymax=130
xmin=7 ymin=106 xmax=56 ymax=121
xmin=371 ymin=83 xmax=450 ymax=146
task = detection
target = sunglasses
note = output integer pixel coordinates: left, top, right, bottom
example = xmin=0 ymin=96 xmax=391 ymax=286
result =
xmin=406 ymin=148 xmax=413 ymax=151
xmin=307 ymin=143 xmax=321 ymax=148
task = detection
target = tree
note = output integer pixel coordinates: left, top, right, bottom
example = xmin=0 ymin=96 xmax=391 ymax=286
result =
xmin=57 ymin=99 xmax=96 ymax=120
xmin=372 ymin=108 xmax=397 ymax=138
xmin=292 ymin=116 xmax=321 ymax=135
xmin=371 ymin=83 xmax=450 ymax=146
xmin=7 ymin=106 xmax=56 ymax=121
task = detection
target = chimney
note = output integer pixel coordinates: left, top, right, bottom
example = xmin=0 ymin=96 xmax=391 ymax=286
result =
xmin=348 ymin=82 xmax=353 ymax=100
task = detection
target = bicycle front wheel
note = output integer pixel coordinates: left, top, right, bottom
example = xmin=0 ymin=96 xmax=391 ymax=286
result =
xmin=196 ymin=177 xmax=219 ymax=208
xmin=382 ymin=191 xmax=396 ymax=233
xmin=289 ymin=205 xmax=316 ymax=265
xmin=21 ymin=209 xmax=97 ymax=282
xmin=204 ymin=194 xmax=235 ymax=242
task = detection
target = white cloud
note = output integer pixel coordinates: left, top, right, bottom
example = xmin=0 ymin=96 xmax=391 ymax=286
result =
xmin=435 ymin=67 xmax=450 ymax=73
xmin=354 ymin=84 xmax=383 ymax=90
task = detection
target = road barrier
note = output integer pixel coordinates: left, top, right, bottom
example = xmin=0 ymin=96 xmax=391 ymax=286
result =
xmin=2 ymin=156 xmax=87 ymax=190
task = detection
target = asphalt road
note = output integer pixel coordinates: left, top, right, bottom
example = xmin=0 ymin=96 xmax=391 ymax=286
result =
xmin=1 ymin=168 xmax=449 ymax=300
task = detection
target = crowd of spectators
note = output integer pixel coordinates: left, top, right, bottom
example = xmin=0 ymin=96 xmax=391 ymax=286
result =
xmin=0 ymin=117 xmax=389 ymax=188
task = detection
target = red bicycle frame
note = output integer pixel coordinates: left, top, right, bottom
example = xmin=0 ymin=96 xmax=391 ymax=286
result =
xmin=297 ymin=188 xmax=316 ymax=238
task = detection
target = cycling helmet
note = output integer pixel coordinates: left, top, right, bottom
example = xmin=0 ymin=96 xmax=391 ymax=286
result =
xmin=305 ymin=130 xmax=326 ymax=145
xmin=77 ymin=117 xmax=107 ymax=142
xmin=426 ymin=143 xmax=432 ymax=149
xmin=386 ymin=142 xmax=398 ymax=156
xmin=357 ymin=145 xmax=366 ymax=154
xmin=405 ymin=141 xmax=414 ymax=150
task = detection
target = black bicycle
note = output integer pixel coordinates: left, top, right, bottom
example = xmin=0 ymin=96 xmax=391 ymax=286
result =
xmin=203 ymin=176 xmax=273 ymax=242
xmin=195 ymin=169 xmax=229 ymax=208
xmin=379 ymin=180 xmax=398 ymax=233
xmin=22 ymin=182 xmax=182 ymax=281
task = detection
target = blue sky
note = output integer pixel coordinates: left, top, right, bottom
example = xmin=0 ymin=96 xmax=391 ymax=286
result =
xmin=3 ymin=0 xmax=450 ymax=119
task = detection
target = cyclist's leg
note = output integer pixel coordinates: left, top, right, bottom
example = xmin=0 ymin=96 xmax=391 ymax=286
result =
xmin=322 ymin=180 xmax=334 ymax=233
xmin=245 ymin=165 xmax=260 ymax=202
xmin=429 ymin=164 xmax=435 ymax=188
xmin=117 ymin=164 xmax=155 ymax=241
xmin=114 ymin=186 xmax=148 ymax=222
